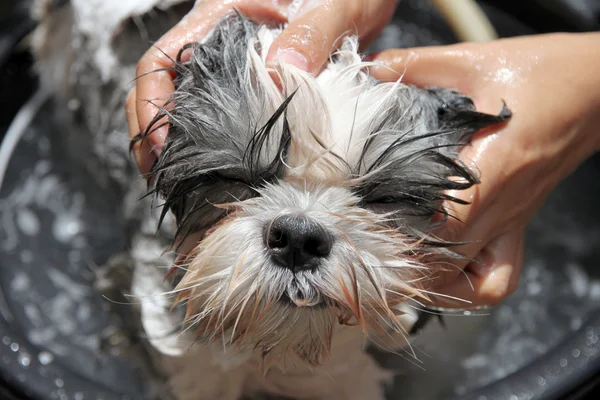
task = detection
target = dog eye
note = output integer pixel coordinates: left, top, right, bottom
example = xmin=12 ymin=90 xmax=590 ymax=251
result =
xmin=369 ymin=196 xmax=398 ymax=204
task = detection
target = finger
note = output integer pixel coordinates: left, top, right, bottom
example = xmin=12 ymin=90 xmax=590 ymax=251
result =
xmin=367 ymin=44 xmax=513 ymax=116
xmin=428 ymin=229 xmax=524 ymax=308
xmin=266 ymin=0 xmax=397 ymax=75
xmin=126 ymin=88 xmax=157 ymax=176
xmin=420 ymin=123 xmax=513 ymax=277
xmin=135 ymin=0 xmax=288 ymax=155
xmin=368 ymin=46 xmax=476 ymax=89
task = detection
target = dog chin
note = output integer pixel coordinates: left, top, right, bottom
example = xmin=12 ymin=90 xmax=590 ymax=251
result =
xmin=166 ymin=181 xmax=423 ymax=364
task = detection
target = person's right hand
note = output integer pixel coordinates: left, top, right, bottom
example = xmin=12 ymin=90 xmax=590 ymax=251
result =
xmin=369 ymin=32 xmax=600 ymax=308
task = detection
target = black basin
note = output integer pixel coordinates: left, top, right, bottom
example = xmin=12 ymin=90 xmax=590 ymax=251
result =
xmin=1 ymin=1 xmax=599 ymax=399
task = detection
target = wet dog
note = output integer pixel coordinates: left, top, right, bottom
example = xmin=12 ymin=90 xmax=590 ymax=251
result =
xmin=30 ymin=3 xmax=509 ymax=399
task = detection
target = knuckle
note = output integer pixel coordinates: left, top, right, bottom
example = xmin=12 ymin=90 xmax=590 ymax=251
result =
xmin=479 ymin=275 xmax=515 ymax=305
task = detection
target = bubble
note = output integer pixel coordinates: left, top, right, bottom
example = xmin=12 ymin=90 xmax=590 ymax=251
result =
xmin=560 ymin=358 xmax=567 ymax=367
xmin=55 ymin=378 xmax=64 ymax=388
xmin=52 ymin=214 xmax=82 ymax=243
xmin=38 ymin=351 xmax=55 ymax=365
xmin=538 ymin=377 xmax=547 ymax=386
xmin=10 ymin=343 xmax=19 ymax=352
xmin=67 ymin=98 xmax=81 ymax=111
xmin=18 ymin=353 xmax=31 ymax=367
xmin=16 ymin=208 xmax=40 ymax=236
xmin=2 ymin=337 xmax=10 ymax=345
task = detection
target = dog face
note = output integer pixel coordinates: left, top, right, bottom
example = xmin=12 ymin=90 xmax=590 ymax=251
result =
xmin=141 ymin=13 xmax=510 ymax=365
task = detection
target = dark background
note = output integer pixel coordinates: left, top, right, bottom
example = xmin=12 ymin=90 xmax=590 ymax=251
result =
xmin=0 ymin=1 xmax=599 ymax=399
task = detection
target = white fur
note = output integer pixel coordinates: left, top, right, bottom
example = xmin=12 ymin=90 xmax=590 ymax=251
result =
xmin=133 ymin=27 xmax=421 ymax=400
xmin=30 ymin=2 xmax=424 ymax=399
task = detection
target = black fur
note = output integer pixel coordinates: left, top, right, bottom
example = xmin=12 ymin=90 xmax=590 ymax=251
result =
xmin=138 ymin=13 xmax=511 ymax=244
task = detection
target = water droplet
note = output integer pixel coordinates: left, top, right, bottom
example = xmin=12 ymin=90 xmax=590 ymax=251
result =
xmin=573 ymin=349 xmax=581 ymax=358
xmin=55 ymin=378 xmax=64 ymax=388
xmin=38 ymin=351 xmax=54 ymax=365
xmin=16 ymin=208 xmax=40 ymax=236
xmin=67 ymin=98 xmax=81 ymax=111
xmin=52 ymin=215 xmax=82 ymax=243
xmin=586 ymin=329 xmax=594 ymax=338
xmin=18 ymin=353 xmax=31 ymax=367
xmin=20 ymin=250 xmax=34 ymax=264
xmin=560 ymin=358 xmax=567 ymax=367
xmin=10 ymin=343 xmax=19 ymax=352
xmin=75 ymin=392 xmax=84 ymax=400
xmin=2 ymin=337 xmax=10 ymax=345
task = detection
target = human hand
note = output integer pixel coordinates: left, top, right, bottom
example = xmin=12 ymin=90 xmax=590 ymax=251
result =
xmin=369 ymin=32 xmax=600 ymax=308
xmin=126 ymin=0 xmax=397 ymax=175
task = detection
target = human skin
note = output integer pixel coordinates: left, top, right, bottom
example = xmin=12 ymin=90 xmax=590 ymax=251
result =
xmin=125 ymin=0 xmax=600 ymax=308
xmin=369 ymin=32 xmax=600 ymax=307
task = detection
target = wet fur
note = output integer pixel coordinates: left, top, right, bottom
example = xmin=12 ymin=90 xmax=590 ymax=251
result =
xmin=131 ymin=14 xmax=510 ymax=399
xmin=30 ymin=4 xmax=511 ymax=400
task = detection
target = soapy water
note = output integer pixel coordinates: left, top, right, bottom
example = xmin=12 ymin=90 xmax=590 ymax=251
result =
xmin=0 ymin=102 xmax=158 ymax=399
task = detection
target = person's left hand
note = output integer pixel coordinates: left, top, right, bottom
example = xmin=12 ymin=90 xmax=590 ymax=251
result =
xmin=368 ymin=33 xmax=600 ymax=308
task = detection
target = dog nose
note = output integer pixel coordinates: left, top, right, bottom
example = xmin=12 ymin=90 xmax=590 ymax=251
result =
xmin=265 ymin=215 xmax=333 ymax=272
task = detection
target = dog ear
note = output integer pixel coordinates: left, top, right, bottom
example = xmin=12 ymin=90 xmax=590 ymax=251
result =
xmin=357 ymin=86 xmax=511 ymax=234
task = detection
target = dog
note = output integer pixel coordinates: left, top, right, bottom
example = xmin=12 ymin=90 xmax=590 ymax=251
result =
xmin=30 ymin=2 xmax=510 ymax=399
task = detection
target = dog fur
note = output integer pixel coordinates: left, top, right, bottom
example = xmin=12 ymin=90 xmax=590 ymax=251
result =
xmin=29 ymin=2 xmax=510 ymax=399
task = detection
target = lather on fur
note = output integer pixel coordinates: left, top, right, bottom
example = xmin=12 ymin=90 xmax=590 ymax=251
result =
xmin=30 ymin=2 xmax=511 ymax=399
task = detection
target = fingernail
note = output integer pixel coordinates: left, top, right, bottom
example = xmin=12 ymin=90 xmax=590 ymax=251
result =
xmin=271 ymin=49 xmax=309 ymax=72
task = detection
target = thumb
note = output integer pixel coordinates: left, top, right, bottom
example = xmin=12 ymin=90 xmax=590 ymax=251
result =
xmin=367 ymin=44 xmax=482 ymax=97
